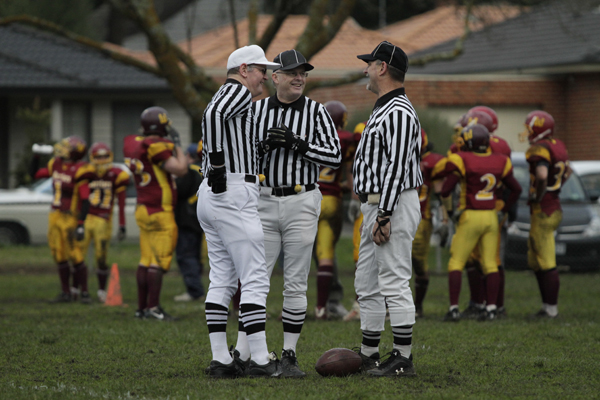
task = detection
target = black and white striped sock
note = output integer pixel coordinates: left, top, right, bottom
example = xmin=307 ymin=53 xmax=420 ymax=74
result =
xmin=205 ymin=302 xmax=231 ymax=363
xmin=392 ymin=325 xmax=413 ymax=359
xmin=361 ymin=330 xmax=381 ymax=357
xmin=282 ymin=308 xmax=306 ymax=353
xmin=240 ymin=303 xmax=269 ymax=365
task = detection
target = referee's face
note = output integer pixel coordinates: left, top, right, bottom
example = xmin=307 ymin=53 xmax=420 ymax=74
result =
xmin=246 ymin=64 xmax=269 ymax=98
xmin=273 ymin=67 xmax=307 ymax=103
xmin=364 ymin=60 xmax=381 ymax=95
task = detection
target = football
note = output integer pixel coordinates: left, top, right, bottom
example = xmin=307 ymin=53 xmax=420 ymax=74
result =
xmin=315 ymin=348 xmax=362 ymax=377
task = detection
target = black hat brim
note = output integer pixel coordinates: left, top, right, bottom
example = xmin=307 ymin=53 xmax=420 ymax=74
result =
xmin=357 ymin=54 xmax=377 ymax=62
xmin=276 ymin=62 xmax=315 ymax=72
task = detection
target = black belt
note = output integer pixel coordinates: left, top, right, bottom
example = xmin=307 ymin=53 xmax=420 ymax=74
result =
xmin=272 ymin=183 xmax=316 ymax=197
xmin=244 ymin=175 xmax=257 ymax=184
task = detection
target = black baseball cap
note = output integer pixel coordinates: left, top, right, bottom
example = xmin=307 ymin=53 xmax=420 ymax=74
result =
xmin=357 ymin=41 xmax=408 ymax=73
xmin=273 ymin=50 xmax=314 ymax=72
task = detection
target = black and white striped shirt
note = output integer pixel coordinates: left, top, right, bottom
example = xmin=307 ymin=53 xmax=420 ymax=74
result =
xmin=202 ymin=79 xmax=258 ymax=175
xmin=253 ymin=95 xmax=341 ymax=187
xmin=353 ymin=88 xmax=423 ymax=212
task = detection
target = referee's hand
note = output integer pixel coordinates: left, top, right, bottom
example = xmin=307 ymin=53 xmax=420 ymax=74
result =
xmin=372 ymin=216 xmax=391 ymax=246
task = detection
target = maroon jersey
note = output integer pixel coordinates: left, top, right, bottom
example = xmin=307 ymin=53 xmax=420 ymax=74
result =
xmin=87 ymin=167 xmax=130 ymax=220
xmin=123 ymin=135 xmax=177 ymax=214
xmin=418 ymin=151 xmax=445 ymax=219
xmin=526 ymin=138 xmax=569 ymax=216
xmin=318 ymin=129 xmax=356 ymax=197
xmin=48 ymin=157 xmax=94 ymax=213
xmin=489 ymin=135 xmax=511 ymax=158
xmin=444 ymin=151 xmax=513 ymax=211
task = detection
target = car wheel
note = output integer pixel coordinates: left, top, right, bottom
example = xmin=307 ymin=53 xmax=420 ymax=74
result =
xmin=0 ymin=223 xmax=29 ymax=245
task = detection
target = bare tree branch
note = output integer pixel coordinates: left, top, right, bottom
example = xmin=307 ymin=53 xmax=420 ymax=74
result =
xmin=256 ymin=0 xmax=298 ymax=50
xmin=228 ymin=0 xmax=240 ymax=48
xmin=248 ymin=0 xmax=259 ymax=44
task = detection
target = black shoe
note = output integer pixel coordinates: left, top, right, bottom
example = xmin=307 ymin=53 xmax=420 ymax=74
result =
xmin=530 ymin=309 xmax=558 ymax=319
xmin=80 ymin=291 xmax=92 ymax=304
xmin=134 ymin=309 xmax=146 ymax=319
xmin=49 ymin=292 xmax=72 ymax=303
xmin=367 ymin=349 xmax=416 ymax=377
xmin=497 ymin=307 xmax=507 ymax=318
xmin=478 ymin=308 xmax=497 ymax=321
xmin=145 ymin=306 xmax=175 ymax=321
xmin=207 ymin=359 xmax=243 ymax=379
xmin=461 ymin=302 xmax=483 ymax=319
xmin=229 ymin=346 xmax=250 ymax=373
xmin=353 ymin=348 xmax=380 ymax=373
xmin=280 ymin=349 xmax=306 ymax=378
xmin=245 ymin=352 xmax=282 ymax=378
xmin=443 ymin=308 xmax=461 ymax=322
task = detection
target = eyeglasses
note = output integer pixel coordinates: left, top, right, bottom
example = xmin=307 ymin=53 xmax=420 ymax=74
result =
xmin=276 ymin=71 xmax=309 ymax=78
xmin=249 ymin=65 xmax=267 ymax=75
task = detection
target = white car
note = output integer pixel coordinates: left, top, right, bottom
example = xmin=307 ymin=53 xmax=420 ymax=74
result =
xmin=0 ymin=166 xmax=140 ymax=245
xmin=571 ymin=160 xmax=600 ymax=202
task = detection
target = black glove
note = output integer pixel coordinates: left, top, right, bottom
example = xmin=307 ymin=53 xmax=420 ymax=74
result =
xmin=75 ymin=224 xmax=85 ymax=241
xmin=267 ymin=124 xmax=309 ymax=154
xmin=258 ymin=136 xmax=277 ymax=157
xmin=208 ymin=166 xmax=227 ymax=194
xmin=168 ymin=126 xmax=181 ymax=148
xmin=118 ymin=226 xmax=126 ymax=241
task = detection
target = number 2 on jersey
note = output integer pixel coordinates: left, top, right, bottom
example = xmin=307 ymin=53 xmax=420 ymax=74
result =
xmin=475 ymin=173 xmax=496 ymax=201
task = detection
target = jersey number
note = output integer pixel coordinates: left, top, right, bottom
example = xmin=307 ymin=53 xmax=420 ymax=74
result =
xmin=547 ymin=161 xmax=566 ymax=192
xmin=89 ymin=187 xmax=113 ymax=209
xmin=124 ymin=157 xmax=151 ymax=187
xmin=52 ymin=181 xmax=62 ymax=207
xmin=475 ymin=173 xmax=496 ymax=201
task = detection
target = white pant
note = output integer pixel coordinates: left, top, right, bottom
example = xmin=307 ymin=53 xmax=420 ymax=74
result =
xmin=258 ymin=188 xmax=322 ymax=310
xmin=197 ymin=174 xmax=270 ymax=307
xmin=355 ymin=189 xmax=421 ymax=331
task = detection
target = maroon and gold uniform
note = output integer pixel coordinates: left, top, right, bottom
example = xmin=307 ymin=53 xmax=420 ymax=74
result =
xmin=123 ymin=134 xmax=178 ymax=272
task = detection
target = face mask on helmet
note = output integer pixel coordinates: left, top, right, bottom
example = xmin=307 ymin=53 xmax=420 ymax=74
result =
xmin=90 ymin=143 xmax=113 ymax=176
xmin=60 ymin=136 xmax=87 ymax=161
xmin=453 ymin=114 xmax=468 ymax=148
xmin=519 ymin=110 xmax=554 ymax=144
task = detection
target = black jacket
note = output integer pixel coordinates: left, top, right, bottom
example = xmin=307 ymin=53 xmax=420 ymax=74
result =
xmin=175 ymin=163 xmax=203 ymax=234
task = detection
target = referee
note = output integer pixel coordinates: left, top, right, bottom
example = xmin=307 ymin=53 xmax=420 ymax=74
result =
xmin=353 ymin=41 xmax=423 ymax=377
xmin=197 ymin=45 xmax=281 ymax=378
xmin=252 ymin=49 xmax=341 ymax=378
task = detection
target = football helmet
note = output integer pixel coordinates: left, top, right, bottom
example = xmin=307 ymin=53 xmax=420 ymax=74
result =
xmin=89 ymin=142 xmax=113 ymax=176
xmin=59 ymin=136 xmax=87 ymax=161
xmin=459 ymin=124 xmax=490 ymax=153
xmin=141 ymin=106 xmax=170 ymax=136
xmin=465 ymin=110 xmax=494 ymax=134
xmin=469 ymin=105 xmax=498 ymax=133
xmin=453 ymin=114 xmax=468 ymax=146
xmin=520 ymin=110 xmax=554 ymax=144
xmin=324 ymin=101 xmax=348 ymax=130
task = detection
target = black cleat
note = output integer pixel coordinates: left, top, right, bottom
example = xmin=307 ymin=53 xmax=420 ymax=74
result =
xmin=353 ymin=348 xmax=380 ymax=373
xmin=229 ymin=346 xmax=250 ymax=373
xmin=245 ymin=352 xmax=282 ymax=378
xmin=280 ymin=349 xmax=306 ymax=378
xmin=497 ymin=307 xmax=507 ymax=318
xmin=207 ymin=359 xmax=243 ymax=379
xmin=443 ymin=308 xmax=461 ymax=322
xmin=80 ymin=291 xmax=92 ymax=304
xmin=478 ymin=308 xmax=497 ymax=321
xmin=367 ymin=349 xmax=416 ymax=377
xmin=145 ymin=306 xmax=175 ymax=321
xmin=134 ymin=309 xmax=146 ymax=319
xmin=530 ymin=309 xmax=558 ymax=319
xmin=461 ymin=302 xmax=484 ymax=319
xmin=49 ymin=292 xmax=72 ymax=303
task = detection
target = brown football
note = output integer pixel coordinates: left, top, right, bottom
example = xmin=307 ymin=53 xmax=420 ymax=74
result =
xmin=315 ymin=348 xmax=362 ymax=377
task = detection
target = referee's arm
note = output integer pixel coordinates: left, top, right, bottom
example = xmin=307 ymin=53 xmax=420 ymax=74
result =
xmin=301 ymin=106 xmax=342 ymax=169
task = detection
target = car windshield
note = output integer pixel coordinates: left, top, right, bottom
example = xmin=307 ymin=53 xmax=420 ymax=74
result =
xmin=513 ymin=163 xmax=588 ymax=203
xmin=29 ymin=178 xmax=53 ymax=195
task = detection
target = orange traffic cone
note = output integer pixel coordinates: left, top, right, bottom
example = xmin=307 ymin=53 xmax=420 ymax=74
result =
xmin=104 ymin=263 xmax=123 ymax=306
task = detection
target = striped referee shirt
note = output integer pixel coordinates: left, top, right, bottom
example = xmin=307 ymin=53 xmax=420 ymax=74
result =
xmin=353 ymin=87 xmax=423 ymax=212
xmin=201 ymin=79 xmax=258 ymax=175
xmin=253 ymin=95 xmax=341 ymax=187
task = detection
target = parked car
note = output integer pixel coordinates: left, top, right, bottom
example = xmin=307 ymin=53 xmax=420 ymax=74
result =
xmin=505 ymin=153 xmax=600 ymax=272
xmin=571 ymin=160 xmax=600 ymax=202
xmin=0 ymin=165 xmax=140 ymax=245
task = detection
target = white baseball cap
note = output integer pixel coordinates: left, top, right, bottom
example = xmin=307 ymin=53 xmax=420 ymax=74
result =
xmin=227 ymin=45 xmax=280 ymax=70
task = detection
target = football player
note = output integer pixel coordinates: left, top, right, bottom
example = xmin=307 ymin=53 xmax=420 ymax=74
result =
xmin=123 ymin=106 xmax=188 ymax=320
xmin=412 ymin=129 xmax=446 ymax=318
xmin=441 ymin=124 xmax=521 ymax=321
xmin=520 ymin=110 xmax=571 ymax=318
xmin=314 ymin=101 xmax=357 ymax=320
xmin=80 ymin=142 xmax=130 ymax=302
xmin=35 ymin=136 xmax=95 ymax=303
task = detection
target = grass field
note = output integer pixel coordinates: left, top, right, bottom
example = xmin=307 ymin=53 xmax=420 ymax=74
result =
xmin=1 ymin=239 xmax=599 ymax=400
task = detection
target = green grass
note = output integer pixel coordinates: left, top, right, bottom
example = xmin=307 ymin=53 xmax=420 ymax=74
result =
xmin=1 ymin=239 xmax=599 ymax=399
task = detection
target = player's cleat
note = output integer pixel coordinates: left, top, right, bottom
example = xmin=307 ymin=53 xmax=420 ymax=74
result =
xmin=314 ymin=306 xmax=327 ymax=320
xmin=462 ymin=302 xmax=484 ymax=319
xmin=354 ymin=348 xmax=380 ymax=373
xmin=415 ymin=304 xmax=424 ymax=319
xmin=97 ymin=289 xmax=107 ymax=303
xmin=206 ymin=359 xmax=243 ymax=379
xmin=367 ymin=349 xmax=416 ymax=377
xmin=70 ymin=287 xmax=80 ymax=301
xmin=245 ymin=352 xmax=282 ymax=378
xmin=49 ymin=292 xmax=72 ymax=303
xmin=531 ymin=309 xmax=558 ymax=319
xmin=497 ymin=307 xmax=507 ymax=318
xmin=174 ymin=292 xmax=197 ymax=302
xmin=443 ymin=308 xmax=461 ymax=322
xmin=478 ymin=308 xmax=497 ymax=321
xmin=343 ymin=301 xmax=361 ymax=322
xmin=134 ymin=309 xmax=146 ymax=319
xmin=145 ymin=306 xmax=175 ymax=321
xmin=326 ymin=302 xmax=348 ymax=319
xmin=80 ymin=291 xmax=92 ymax=304
xmin=280 ymin=349 xmax=306 ymax=378
xmin=229 ymin=346 xmax=250 ymax=372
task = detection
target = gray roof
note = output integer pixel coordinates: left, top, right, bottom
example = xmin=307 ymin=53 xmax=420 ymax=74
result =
xmin=0 ymin=23 xmax=169 ymax=93
xmin=408 ymin=2 xmax=600 ymax=75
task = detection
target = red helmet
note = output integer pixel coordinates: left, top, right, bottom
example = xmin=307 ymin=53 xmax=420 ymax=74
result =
xmin=465 ymin=110 xmax=494 ymax=134
xmin=59 ymin=136 xmax=87 ymax=161
xmin=459 ymin=124 xmax=489 ymax=153
xmin=324 ymin=101 xmax=348 ymax=129
xmin=90 ymin=142 xmax=113 ymax=175
xmin=469 ymin=105 xmax=498 ymax=132
xmin=521 ymin=110 xmax=554 ymax=144
xmin=141 ymin=106 xmax=170 ymax=136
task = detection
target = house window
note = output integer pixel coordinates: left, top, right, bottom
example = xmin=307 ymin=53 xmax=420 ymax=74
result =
xmin=112 ymin=102 xmax=152 ymax=162
xmin=62 ymin=101 xmax=91 ymax=144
